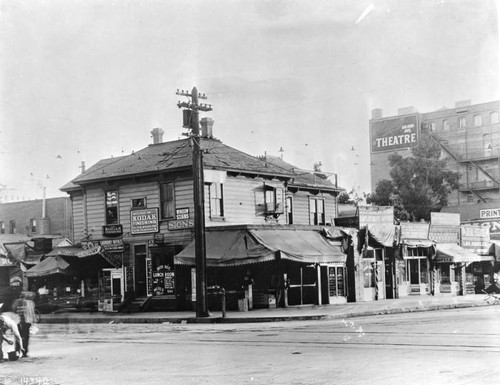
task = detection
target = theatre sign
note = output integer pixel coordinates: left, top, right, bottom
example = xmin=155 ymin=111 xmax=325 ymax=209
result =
xmin=370 ymin=114 xmax=419 ymax=153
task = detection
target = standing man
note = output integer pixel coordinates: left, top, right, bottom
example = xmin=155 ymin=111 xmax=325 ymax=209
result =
xmin=12 ymin=291 xmax=35 ymax=357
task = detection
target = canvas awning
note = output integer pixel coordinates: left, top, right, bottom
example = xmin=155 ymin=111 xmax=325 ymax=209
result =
xmin=434 ymin=243 xmax=489 ymax=264
xmin=403 ymin=239 xmax=435 ymax=248
xmin=51 ymin=245 xmax=122 ymax=268
xmin=249 ymin=229 xmax=346 ymax=264
xmin=24 ymin=255 xmax=73 ymax=277
xmin=174 ymin=230 xmax=274 ymax=267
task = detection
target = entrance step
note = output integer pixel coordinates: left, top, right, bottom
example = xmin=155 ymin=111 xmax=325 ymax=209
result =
xmin=117 ymin=297 xmax=151 ymax=313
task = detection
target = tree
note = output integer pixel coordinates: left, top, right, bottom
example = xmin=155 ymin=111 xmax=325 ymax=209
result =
xmin=371 ymin=135 xmax=460 ymax=222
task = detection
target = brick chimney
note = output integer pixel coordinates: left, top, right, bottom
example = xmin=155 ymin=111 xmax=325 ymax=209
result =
xmin=200 ymin=117 xmax=214 ymax=138
xmin=151 ymin=127 xmax=164 ymax=144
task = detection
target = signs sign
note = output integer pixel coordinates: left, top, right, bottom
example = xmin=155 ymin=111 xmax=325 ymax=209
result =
xmin=431 ymin=212 xmax=460 ymax=226
xmin=370 ymin=114 xmax=418 ymax=153
xmin=131 ymin=208 xmax=159 ymax=234
xmin=167 ymin=219 xmax=194 ymax=231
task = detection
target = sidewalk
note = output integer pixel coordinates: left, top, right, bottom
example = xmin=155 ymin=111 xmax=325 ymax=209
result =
xmin=38 ymin=294 xmax=497 ymax=324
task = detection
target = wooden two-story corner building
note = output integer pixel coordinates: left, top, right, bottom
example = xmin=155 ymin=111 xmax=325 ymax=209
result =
xmin=60 ymin=122 xmax=347 ymax=312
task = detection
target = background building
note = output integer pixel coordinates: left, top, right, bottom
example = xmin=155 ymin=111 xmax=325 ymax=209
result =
xmin=369 ymin=100 xmax=499 ymax=206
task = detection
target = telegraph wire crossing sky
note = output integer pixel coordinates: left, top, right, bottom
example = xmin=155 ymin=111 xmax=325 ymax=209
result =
xmin=0 ymin=0 xmax=498 ymax=202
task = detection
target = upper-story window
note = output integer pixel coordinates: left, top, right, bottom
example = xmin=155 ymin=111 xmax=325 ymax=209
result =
xmin=309 ymin=197 xmax=325 ymax=225
xmin=473 ymin=114 xmax=482 ymax=127
xmin=205 ymin=183 xmax=224 ymax=218
xmin=286 ymin=196 xmax=293 ymax=224
xmin=443 ymin=120 xmax=450 ymax=131
xmin=160 ymin=182 xmax=175 ymax=219
xmin=131 ymin=197 xmax=146 ymax=208
xmin=0 ymin=221 xmax=4 ymax=234
xmin=490 ymin=111 xmax=499 ymax=124
xmin=105 ymin=190 xmax=118 ymax=224
xmin=458 ymin=117 xmax=466 ymax=128
xmin=30 ymin=218 xmax=37 ymax=233
xmin=264 ymin=185 xmax=284 ymax=214
xmin=428 ymin=122 xmax=436 ymax=132
xmin=9 ymin=220 xmax=16 ymax=234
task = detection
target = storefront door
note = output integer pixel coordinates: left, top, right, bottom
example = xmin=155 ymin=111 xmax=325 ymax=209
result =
xmin=288 ymin=265 xmax=317 ymax=306
xmin=134 ymin=245 xmax=147 ymax=297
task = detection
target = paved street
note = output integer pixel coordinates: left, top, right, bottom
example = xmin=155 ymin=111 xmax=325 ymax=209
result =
xmin=1 ymin=306 xmax=499 ymax=385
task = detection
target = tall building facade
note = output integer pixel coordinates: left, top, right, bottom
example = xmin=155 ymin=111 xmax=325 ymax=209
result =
xmin=369 ymin=100 xmax=500 ymax=206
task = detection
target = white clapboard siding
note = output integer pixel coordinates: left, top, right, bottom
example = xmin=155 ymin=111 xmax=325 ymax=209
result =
xmin=86 ymin=189 xmax=106 ymax=232
xmin=71 ymin=193 xmax=86 ymax=242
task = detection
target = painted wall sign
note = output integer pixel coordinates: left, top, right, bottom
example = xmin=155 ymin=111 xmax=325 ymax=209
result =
xmin=102 ymin=224 xmax=123 ymax=237
xmin=370 ymin=114 xmax=418 ymax=153
xmin=167 ymin=218 xmax=194 ymax=231
xmin=131 ymin=208 xmax=159 ymax=234
xmin=480 ymin=208 xmax=500 ymax=219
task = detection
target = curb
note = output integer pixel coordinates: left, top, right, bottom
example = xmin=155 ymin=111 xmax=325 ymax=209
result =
xmin=38 ymin=301 xmax=492 ymax=325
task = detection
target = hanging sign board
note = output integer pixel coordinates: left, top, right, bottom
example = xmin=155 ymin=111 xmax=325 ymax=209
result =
xmin=400 ymin=222 xmax=429 ymax=240
xmin=131 ymin=208 xmax=159 ymax=234
xmin=359 ymin=206 xmax=394 ymax=227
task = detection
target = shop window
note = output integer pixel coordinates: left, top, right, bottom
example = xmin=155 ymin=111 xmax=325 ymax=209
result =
xmin=0 ymin=221 xmax=4 ymax=234
xmin=105 ymin=190 xmax=118 ymax=224
xmin=443 ymin=119 xmax=450 ymax=131
xmin=458 ymin=116 xmax=466 ymax=128
xmin=309 ymin=197 xmax=325 ymax=225
xmin=490 ymin=111 xmax=499 ymax=124
xmin=9 ymin=220 xmax=16 ymax=234
xmin=286 ymin=196 xmax=293 ymax=224
xmin=264 ymin=185 xmax=284 ymax=214
xmin=473 ymin=114 xmax=482 ymax=127
xmin=205 ymin=182 xmax=224 ymax=218
xmin=405 ymin=249 xmax=428 ymax=285
xmin=160 ymin=182 xmax=175 ymax=219
xmin=30 ymin=218 xmax=37 ymax=233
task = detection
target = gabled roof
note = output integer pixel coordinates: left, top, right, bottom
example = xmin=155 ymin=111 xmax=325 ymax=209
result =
xmin=66 ymin=138 xmax=292 ymax=186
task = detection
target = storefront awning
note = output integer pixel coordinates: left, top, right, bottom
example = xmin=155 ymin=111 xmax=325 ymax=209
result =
xmin=24 ymin=255 xmax=73 ymax=277
xmin=174 ymin=230 xmax=274 ymax=267
xmin=403 ymin=239 xmax=435 ymax=248
xmin=50 ymin=245 xmax=122 ymax=268
xmin=434 ymin=243 xmax=487 ymax=263
xmin=249 ymin=229 xmax=346 ymax=264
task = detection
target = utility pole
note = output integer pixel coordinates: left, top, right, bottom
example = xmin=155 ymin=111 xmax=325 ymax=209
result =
xmin=177 ymin=87 xmax=213 ymax=317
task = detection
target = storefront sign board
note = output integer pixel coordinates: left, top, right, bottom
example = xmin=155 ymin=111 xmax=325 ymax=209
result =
xmin=131 ymin=208 xmax=159 ymax=234
xmin=429 ymin=225 xmax=460 ymax=243
xmin=400 ymin=222 xmax=429 ymax=240
xmin=480 ymin=208 xmax=500 ymax=219
xmin=461 ymin=225 xmax=490 ymax=255
xmin=167 ymin=218 xmax=194 ymax=231
xmin=431 ymin=212 xmax=460 ymax=226
xmin=102 ymin=224 xmax=123 ymax=237
xmin=359 ymin=206 xmax=394 ymax=227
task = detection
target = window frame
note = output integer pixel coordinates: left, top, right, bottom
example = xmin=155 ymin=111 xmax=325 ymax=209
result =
xmin=309 ymin=197 xmax=326 ymax=225
xmin=458 ymin=116 xmax=466 ymax=128
xmin=160 ymin=182 xmax=175 ymax=220
xmin=0 ymin=221 xmax=4 ymax=234
xmin=205 ymin=182 xmax=224 ymax=218
xmin=473 ymin=114 xmax=482 ymax=127
xmin=9 ymin=220 xmax=16 ymax=234
xmin=490 ymin=111 xmax=499 ymax=124
xmin=105 ymin=190 xmax=119 ymax=225
xmin=443 ymin=119 xmax=450 ymax=131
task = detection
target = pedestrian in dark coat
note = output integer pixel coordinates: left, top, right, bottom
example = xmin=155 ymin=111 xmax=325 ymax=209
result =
xmin=12 ymin=291 xmax=36 ymax=357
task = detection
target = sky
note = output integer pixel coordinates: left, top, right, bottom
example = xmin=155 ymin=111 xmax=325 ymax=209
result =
xmin=1 ymin=0 xmax=499 ymax=202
